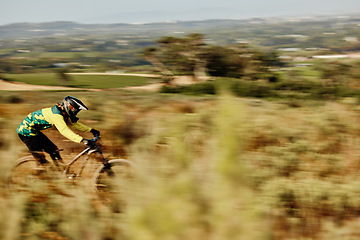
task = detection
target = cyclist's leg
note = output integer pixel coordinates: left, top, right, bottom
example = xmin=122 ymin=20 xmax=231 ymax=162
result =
xmin=18 ymin=133 xmax=49 ymax=164
xmin=38 ymin=132 xmax=64 ymax=165
xmin=49 ymin=151 xmax=64 ymax=170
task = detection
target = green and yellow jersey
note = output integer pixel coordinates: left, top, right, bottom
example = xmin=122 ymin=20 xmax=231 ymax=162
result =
xmin=17 ymin=105 xmax=91 ymax=143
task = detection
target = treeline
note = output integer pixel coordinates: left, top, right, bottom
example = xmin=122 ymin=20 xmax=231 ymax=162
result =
xmin=161 ymin=77 xmax=360 ymax=101
xmin=142 ymin=33 xmax=360 ymax=100
xmin=142 ymin=33 xmax=286 ymax=82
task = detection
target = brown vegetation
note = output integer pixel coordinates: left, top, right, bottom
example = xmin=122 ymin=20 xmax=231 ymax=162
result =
xmin=2 ymin=90 xmax=360 ymax=239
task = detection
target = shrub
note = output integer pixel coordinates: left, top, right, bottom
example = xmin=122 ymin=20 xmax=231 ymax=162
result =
xmin=160 ymin=82 xmax=216 ymax=95
xmin=231 ymin=80 xmax=277 ymax=98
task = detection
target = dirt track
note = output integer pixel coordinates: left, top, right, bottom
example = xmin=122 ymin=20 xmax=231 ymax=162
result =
xmin=0 ymin=74 xmax=199 ymax=92
xmin=0 ymin=79 xmax=164 ymax=92
xmin=0 ymin=80 xmax=81 ymax=91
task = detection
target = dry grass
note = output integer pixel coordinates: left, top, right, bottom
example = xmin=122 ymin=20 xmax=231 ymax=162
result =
xmin=2 ymin=91 xmax=360 ymax=239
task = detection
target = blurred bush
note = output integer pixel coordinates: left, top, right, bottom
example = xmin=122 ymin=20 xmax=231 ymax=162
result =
xmin=2 ymin=89 xmax=360 ymax=239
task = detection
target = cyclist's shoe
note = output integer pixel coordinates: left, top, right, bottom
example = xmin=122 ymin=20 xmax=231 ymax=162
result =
xmin=34 ymin=163 xmax=52 ymax=179
xmin=39 ymin=159 xmax=50 ymax=165
xmin=31 ymin=152 xmax=50 ymax=165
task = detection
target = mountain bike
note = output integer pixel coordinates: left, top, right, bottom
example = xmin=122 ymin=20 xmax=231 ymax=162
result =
xmin=7 ymin=136 xmax=134 ymax=211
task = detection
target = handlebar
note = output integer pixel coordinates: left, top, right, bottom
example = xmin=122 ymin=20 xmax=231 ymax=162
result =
xmin=92 ymin=135 xmax=100 ymax=142
xmin=83 ymin=135 xmax=101 ymax=148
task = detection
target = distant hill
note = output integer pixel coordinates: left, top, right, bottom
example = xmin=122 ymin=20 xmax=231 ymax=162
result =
xmin=0 ymin=19 xmax=249 ymax=40
xmin=1 ymin=14 xmax=360 ymax=55
xmin=1 ymin=14 xmax=359 ymax=40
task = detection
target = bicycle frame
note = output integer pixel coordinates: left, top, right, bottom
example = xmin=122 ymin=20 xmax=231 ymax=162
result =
xmin=57 ymin=136 xmax=107 ymax=178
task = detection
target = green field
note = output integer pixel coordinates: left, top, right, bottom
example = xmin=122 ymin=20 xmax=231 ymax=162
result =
xmin=3 ymin=73 xmax=156 ymax=89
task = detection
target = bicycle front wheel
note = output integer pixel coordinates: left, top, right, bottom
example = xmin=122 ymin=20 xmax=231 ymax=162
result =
xmin=93 ymin=159 xmax=134 ymax=212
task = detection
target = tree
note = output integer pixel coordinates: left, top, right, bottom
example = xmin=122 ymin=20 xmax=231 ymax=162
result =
xmin=314 ymin=61 xmax=350 ymax=88
xmin=204 ymin=46 xmax=247 ymax=78
xmin=348 ymin=61 xmax=360 ymax=89
xmin=245 ymin=50 xmax=285 ymax=81
xmin=55 ymin=67 xmax=72 ymax=86
xmin=142 ymin=34 xmax=286 ymax=82
xmin=142 ymin=47 xmax=174 ymax=83
xmin=142 ymin=34 xmax=208 ymax=82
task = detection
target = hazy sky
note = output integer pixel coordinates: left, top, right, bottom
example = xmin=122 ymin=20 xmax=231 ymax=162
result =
xmin=1 ymin=0 xmax=360 ymax=26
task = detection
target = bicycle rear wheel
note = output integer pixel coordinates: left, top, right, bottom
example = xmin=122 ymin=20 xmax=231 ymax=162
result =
xmin=93 ymin=159 xmax=134 ymax=212
xmin=7 ymin=156 xmax=51 ymax=192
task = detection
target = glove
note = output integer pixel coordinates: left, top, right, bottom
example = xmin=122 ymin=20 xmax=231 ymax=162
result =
xmin=90 ymin=129 xmax=100 ymax=137
xmin=82 ymin=138 xmax=95 ymax=146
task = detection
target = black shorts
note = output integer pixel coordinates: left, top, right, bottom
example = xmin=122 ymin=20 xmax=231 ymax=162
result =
xmin=18 ymin=132 xmax=58 ymax=155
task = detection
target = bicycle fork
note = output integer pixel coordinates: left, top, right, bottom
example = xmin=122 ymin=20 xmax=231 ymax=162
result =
xmin=102 ymin=158 xmax=115 ymax=177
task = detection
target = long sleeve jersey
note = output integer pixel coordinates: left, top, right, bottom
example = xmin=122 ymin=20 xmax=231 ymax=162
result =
xmin=17 ymin=105 xmax=91 ymax=143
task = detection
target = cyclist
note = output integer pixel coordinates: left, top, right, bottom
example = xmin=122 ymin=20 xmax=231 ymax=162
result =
xmin=17 ymin=96 xmax=100 ymax=165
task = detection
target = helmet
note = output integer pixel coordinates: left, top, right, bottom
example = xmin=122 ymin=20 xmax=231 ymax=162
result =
xmin=61 ymin=96 xmax=88 ymax=122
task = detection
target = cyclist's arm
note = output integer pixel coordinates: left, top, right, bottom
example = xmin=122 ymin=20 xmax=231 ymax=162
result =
xmin=70 ymin=121 xmax=92 ymax=133
xmin=44 ymin=110 xmax=84 ymax=143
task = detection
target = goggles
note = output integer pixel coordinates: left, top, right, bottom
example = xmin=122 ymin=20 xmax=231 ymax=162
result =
xmin=68 ymin=103 xmax=80 ymax=115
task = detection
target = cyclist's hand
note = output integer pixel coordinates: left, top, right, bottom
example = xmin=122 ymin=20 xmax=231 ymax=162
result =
xmin=82 ymin=138 xmax=95 ymax=146
xmin=90 ymin=129 xmax=100 ymax=137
